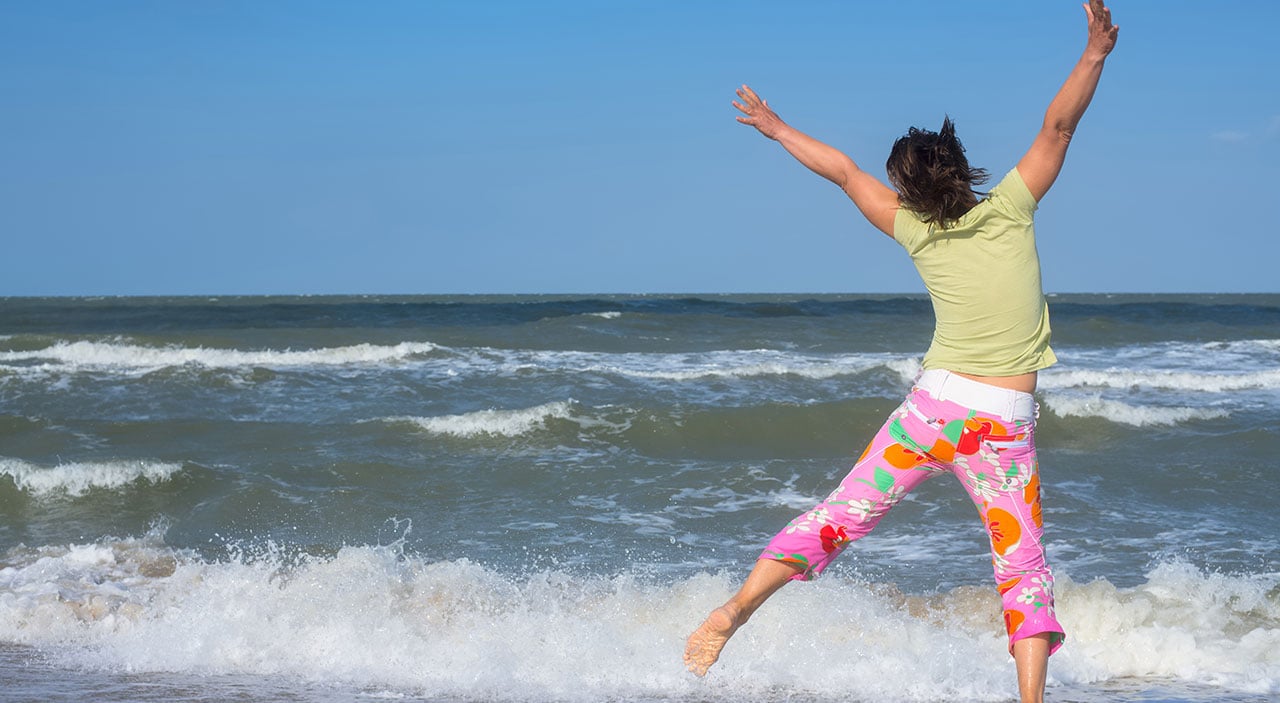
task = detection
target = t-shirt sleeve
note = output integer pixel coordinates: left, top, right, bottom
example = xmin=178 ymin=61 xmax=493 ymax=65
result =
xmin=989 ymin=168 xmax=1038 ymax=223
xmin=893 ymin=206 xmax=929 ymax=252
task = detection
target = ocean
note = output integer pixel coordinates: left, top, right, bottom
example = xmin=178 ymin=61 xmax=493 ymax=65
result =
xmin=1 ymin=293 xmax=1277 ymax=703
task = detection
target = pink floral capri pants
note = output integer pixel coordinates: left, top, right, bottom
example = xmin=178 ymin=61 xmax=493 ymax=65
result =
xmin=761 ymin=369 xmax=1066 ymax=655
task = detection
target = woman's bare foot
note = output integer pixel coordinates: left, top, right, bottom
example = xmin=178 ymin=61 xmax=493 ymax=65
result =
xmin=683 ymin=559 xmax=800 ymax=676
xmin=683 ymin=605 xmax=742 ymax=676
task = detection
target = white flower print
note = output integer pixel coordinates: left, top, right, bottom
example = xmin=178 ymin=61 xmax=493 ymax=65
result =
xmin=965 ymin=468 xmax=1001 ymax=502
xmin=883 ymin=484 xmax=907 ymax=507
xmin=997 ymin=468 xmax=1028 ymax=494
xmin=993 ymin=552 xmax=1011 ymax=573
xmin=784 ymin=521 xmax=811 ymax=535
xmin=977 ymin=443 xmax=1002 ymax=468
xmin=998 ymin=460 xmax=1033 ymax=494
xmin=1032 ymin=574 xmax=1054 ymax=592
xmin=1016 ymin=586 xmax=1041 ymax=605
xmin=784 ymin=507 xmax=837 ymax=535
xmin=847 ymin=498 xmax=885 ymax=522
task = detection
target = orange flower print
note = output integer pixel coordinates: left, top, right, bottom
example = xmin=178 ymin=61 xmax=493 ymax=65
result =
xmin=996 ymin=577 xmax=1021 ymax=596
xmin=927 ymin=438 xmax=956 ymax=462
xmin=884 ymin=443 xmax=929 ymax=469
xmin=986 ymin=507 xmax=1023 ymax=556
xmin=1024 ymin=473 xmax=1043 ymax=528
xmin=820 ymin=524 xmax=850 ymax=554
xmin=1003 ymin=608 xmax=1025 ymax=636
xmin=857 ymin=442 xmax=873 ymax=464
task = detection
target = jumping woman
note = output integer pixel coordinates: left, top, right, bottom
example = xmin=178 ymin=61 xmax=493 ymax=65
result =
xmin=684 ymin=3 xmax=1119 ymax=702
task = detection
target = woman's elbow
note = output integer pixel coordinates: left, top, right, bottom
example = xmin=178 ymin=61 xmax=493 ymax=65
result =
xmin=1044 ymin=122 xmax=1076 ymax=146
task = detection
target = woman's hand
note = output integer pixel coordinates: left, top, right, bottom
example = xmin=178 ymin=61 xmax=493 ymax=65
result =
xmin=733 ymin=85 xmax=787 ymax=141
xmin=1084 ymin=0 xmax=1119 ymax=61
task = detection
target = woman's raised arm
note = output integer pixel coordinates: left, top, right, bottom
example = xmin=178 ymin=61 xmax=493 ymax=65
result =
xmin=1016 ymin=0 xmax=1120 ymax=203
xmin=734 ymin=85 xmax=899 ymax=237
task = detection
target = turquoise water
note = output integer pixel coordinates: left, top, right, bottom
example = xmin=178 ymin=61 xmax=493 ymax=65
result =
xmin=2 ymin=294 xmax=1278 ymax=702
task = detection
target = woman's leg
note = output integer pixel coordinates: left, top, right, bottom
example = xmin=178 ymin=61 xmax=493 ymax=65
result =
xmin=1013 ymin=633 xmax=1051 ymax=703
xmin=685 ymin=396 xmax=943 ymax=675
xmin=930 ymin=396 xmax=1063 ymax=700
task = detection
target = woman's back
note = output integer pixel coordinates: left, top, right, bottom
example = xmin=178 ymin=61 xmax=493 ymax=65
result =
xmin=893 ymin=167 xmax=1056 ymax=377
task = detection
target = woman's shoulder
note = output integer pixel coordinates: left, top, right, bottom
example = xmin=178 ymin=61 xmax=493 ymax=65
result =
xmin=984 ymin=168 xmax=1038 ymax=221
xmin=893 ymin=206 xmax=935 ymax=250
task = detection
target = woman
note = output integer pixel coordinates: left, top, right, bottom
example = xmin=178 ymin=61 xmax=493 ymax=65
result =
xmin=684 ymin=3 xmax=1119 ymax=702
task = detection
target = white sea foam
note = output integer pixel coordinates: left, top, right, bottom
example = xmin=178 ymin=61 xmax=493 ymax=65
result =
xmin=886 ymin=357 xmax=924 ymax=384
xmin=1055 ymin=562 xmax=1280 ymax=694
xmin=0 ymin=536 xmax=1275 ymax=702
xmin=0 ymin=457 xmax=184 ymax=496
xmin=1042 ymin=393 xmax=1230 ymax=427
xmin=1041 ymin=367 xmax=1280 ymax=393
xmin=0 ymin=340 xmax=439 ymax=373
xmin=584 ymin=311 xmax=622 ymax=319
xmin=588 ymin=351 xmax=917 ymax=382
xmin=383 ymin=400 xmax=577 ymax=438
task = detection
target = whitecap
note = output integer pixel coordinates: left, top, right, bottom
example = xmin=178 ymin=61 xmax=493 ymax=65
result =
xmin=382 ymin=400 xmax=577 ymax=438
xmin=0 ymin=340 xmax=439 ymax=374
xmin=1041 ymin=367 xmax=1280 ymax=393
xmin=591 ymin=351 xmax=914 ymax=382
xmin=0 ymin=457 xmax=184 ymax=497
xmin=1041 ymin=393 xmax=1230 ymax=427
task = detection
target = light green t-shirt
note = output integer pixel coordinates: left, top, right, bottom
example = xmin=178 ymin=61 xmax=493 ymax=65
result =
xmin=892 ymin=168 xmax=1057 ymax=376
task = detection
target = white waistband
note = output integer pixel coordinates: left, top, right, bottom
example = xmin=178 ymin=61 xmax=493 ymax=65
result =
xmin=914 ymin=369 xmax=1036 ymax=422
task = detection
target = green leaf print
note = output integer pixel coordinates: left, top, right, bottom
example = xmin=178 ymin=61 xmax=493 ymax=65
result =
xmin=769 ymin=551 xmax=810 ymax=569
xmin=856 ymin=466 xmax=896 ymax=493
xmin=941 ymin=410 xmax=978 ymax=444
xmin=889 ymin=418 xmax=928 ymax=453
xmin=874 ymin=467 xmax=895 ymax=492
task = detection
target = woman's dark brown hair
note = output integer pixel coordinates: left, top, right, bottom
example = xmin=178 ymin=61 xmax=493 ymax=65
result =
xmin=885 ymin=117 xmax=989 ymax=228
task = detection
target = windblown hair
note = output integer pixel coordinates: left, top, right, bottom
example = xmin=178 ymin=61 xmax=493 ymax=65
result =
xmin=885 ymin=117 xmax=989 ymax=228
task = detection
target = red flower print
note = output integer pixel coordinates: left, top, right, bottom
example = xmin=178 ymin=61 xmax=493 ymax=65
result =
xmin=956 ymin=418 xmax=993 ymax=455
xmin=820 ymin=524 xmax=850 ymax=554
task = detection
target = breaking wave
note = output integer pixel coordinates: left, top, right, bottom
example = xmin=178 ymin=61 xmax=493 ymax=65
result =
xmin=381 ymin=401 xmax=579 ymax=438
xmin=0 ymin=457 xmax=184 ymax=497
xmin=1040 ymin=394 xmax=1230 ymax=427
xmin=0 ymin=533 xmax=1275 ymax=702
xmin=0 ymin=340 xmax=440 ymax=373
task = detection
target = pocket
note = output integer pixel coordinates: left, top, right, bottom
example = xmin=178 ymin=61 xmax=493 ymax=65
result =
xmin=984 ymin=434 xmax=1032 ymax=450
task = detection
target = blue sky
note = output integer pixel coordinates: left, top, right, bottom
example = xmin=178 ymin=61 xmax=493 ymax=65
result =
xmin=2 ymin=1 xmax=1277 ymax=296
